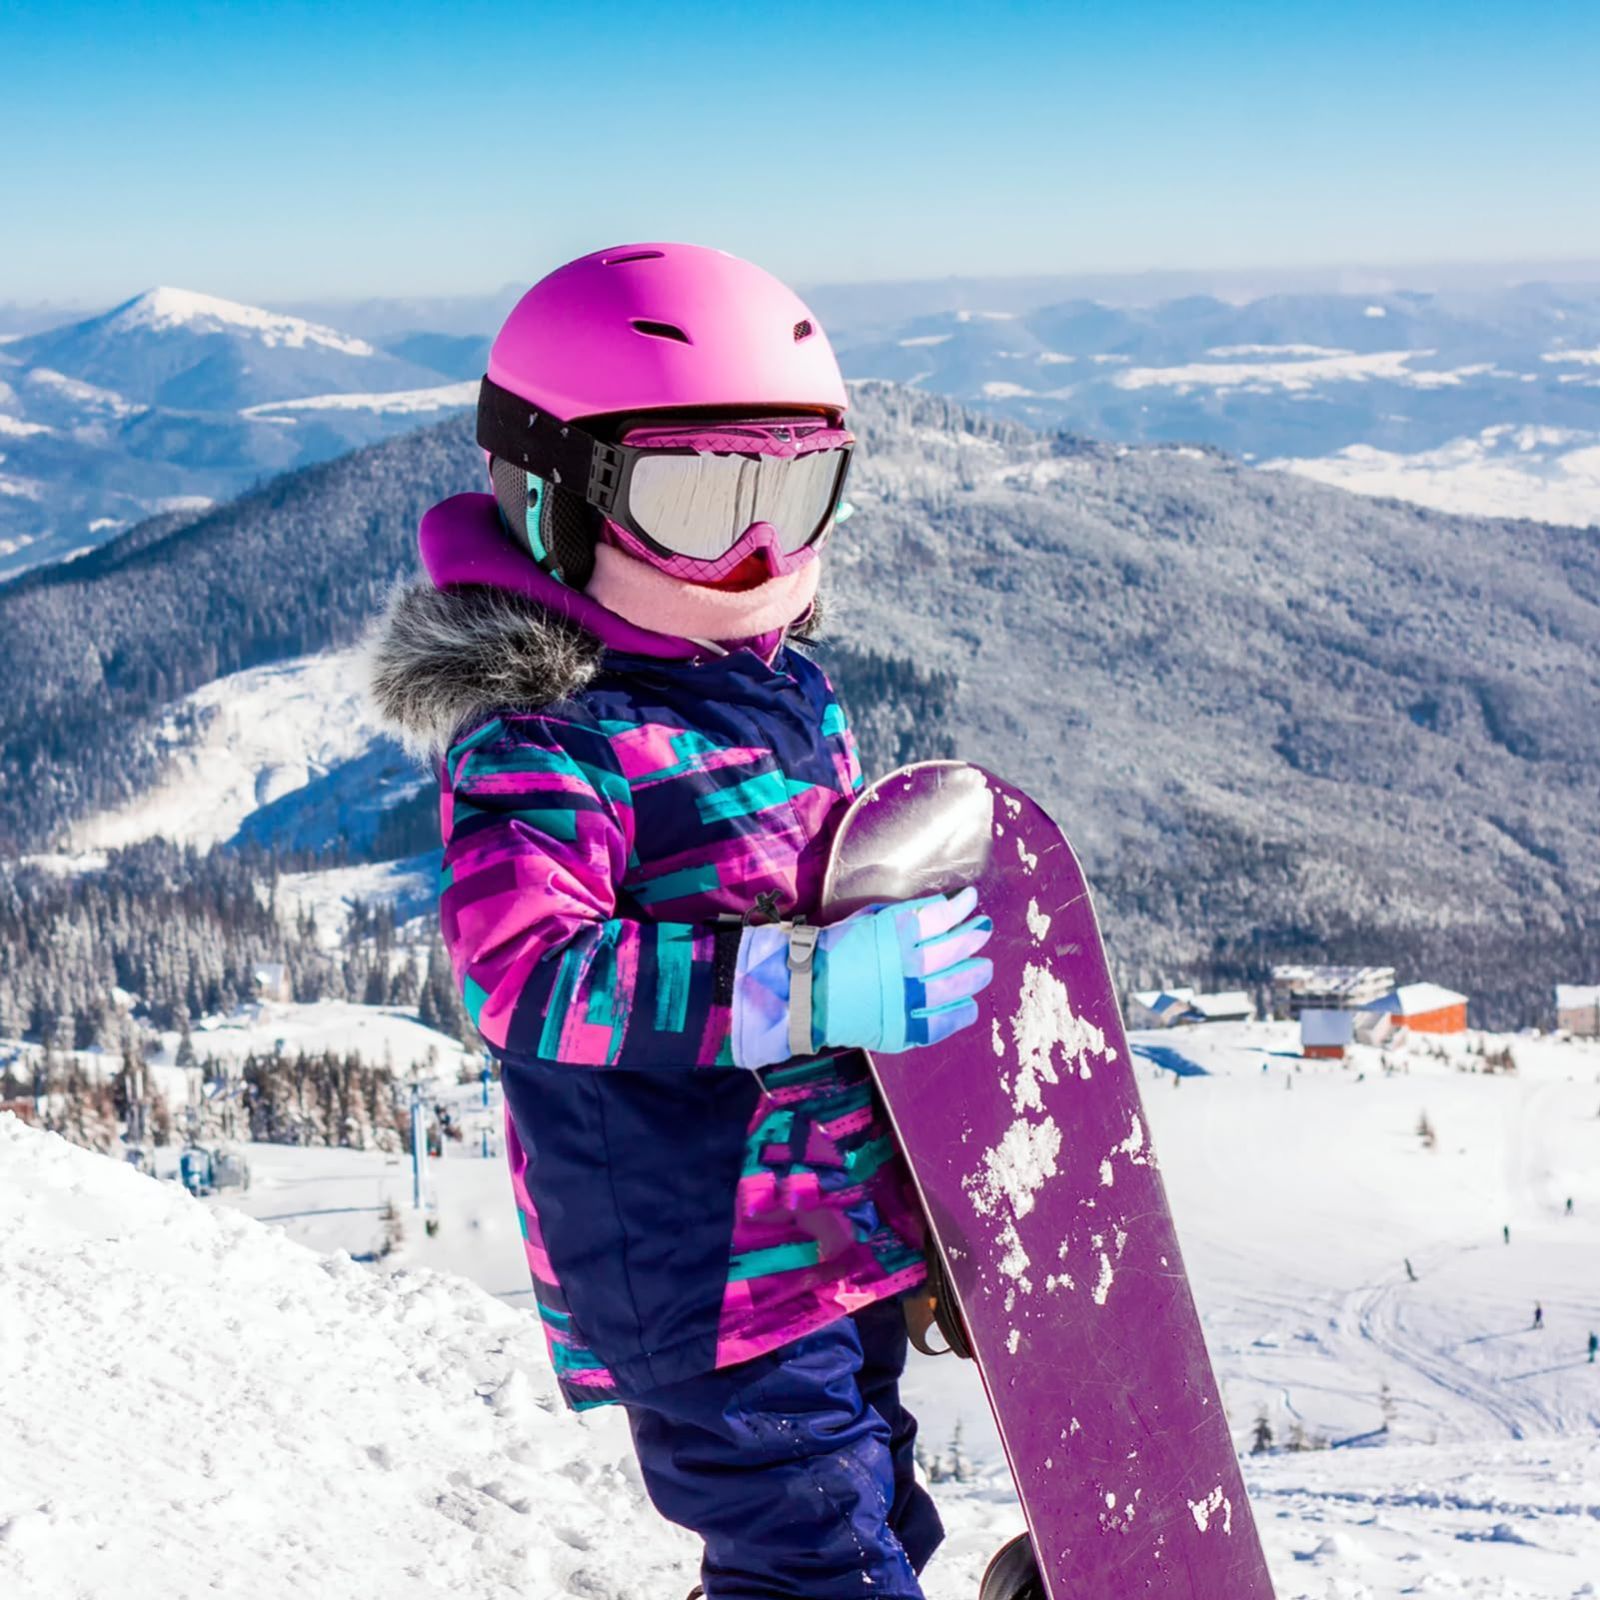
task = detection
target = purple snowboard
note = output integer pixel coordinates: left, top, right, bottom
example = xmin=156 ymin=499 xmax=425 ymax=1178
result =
xmin=821 ymin=762 xmax=1275 ymax=1600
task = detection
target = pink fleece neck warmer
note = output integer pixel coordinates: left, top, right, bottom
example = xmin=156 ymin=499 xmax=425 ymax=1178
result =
xmin=586 ymin=543 xmax=821 ymax=647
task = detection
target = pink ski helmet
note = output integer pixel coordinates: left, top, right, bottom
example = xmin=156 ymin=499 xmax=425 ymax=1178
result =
xmin=479 ymin=243 xmax=849 ymax=587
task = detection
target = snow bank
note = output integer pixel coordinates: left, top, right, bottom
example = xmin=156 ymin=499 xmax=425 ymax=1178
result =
xmin=0 ymin=1114 xmax=697 ymax=1600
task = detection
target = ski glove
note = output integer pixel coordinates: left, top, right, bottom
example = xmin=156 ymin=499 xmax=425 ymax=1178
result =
xmin=732 ymin=888 xmax=995 ymax=1069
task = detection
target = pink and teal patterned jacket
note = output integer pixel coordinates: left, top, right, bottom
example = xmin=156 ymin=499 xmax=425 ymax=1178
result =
xmin=370 ymin=495 xmax=927 ymax=1408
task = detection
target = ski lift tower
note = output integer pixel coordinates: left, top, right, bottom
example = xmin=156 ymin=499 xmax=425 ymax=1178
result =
xmin=409 ymin=1078 xmax=427 ymax=1213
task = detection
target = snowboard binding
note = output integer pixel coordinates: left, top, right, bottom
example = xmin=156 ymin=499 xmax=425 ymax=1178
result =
xmin=980 ymin=1532 xmax=1045 ymax=1600
xmin=903 ymin=1244 xmax=973 ymax=1360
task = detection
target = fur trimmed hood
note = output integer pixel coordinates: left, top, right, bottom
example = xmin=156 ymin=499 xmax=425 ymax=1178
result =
xmin=363 ymin=579 xmax=826 ymax=758
xmin=364 ymin=582 xmax=604 ymax=758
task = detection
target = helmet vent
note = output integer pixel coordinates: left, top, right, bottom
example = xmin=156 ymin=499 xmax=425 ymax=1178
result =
xmin=793 ymin=319 xmax=814 ymax=342
xmin=631 ymin=319 xmax=691 ymax=344
xmin=602 ymin=250 xmax=664 ymax=266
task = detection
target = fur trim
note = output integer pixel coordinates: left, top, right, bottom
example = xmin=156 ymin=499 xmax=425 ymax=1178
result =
xmin=362 ymin=581 xmax=602 ymax=758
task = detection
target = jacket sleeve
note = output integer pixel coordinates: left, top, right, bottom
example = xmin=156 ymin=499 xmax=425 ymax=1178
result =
xmin=438 ymin=714 xmax=744 ymax=1070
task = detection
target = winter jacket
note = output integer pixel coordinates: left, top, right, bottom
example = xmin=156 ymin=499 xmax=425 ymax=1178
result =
xmin=369 ymin=496 xmax=927 ymax=1409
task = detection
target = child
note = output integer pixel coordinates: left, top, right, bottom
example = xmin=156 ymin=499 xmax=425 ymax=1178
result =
xmin=370 ymin=243 xmax=994 ymax=1600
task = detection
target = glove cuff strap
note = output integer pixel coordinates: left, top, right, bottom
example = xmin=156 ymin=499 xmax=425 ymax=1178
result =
xmin=786 ymin=923 xmax=821 ymax=1058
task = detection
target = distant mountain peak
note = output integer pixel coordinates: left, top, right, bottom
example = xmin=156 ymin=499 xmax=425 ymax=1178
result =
xmin=104 ymin=288 xmax=376 ymax=357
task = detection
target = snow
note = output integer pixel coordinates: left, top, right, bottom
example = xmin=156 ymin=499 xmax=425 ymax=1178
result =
xmin=24 ymin=365 xmax=139 ymax=414
xmin=1381 ymin=981 xmax=1470 ymax=1015
xmin=0 ymin=1113 xmax=698 ymax=1600
xmin=73 ymin=648 xmax=384 ymax=852
xmin=0 ymin=412 xmax=51 ymax=436
xmin=1113 ymin=349 xmax=1491 ymax=395
xmin=274 ymin=858 xmax=439 ymax=948
xmin=1008 ymin=963 xmax=1089 ymax=1110
xmin=182 ymin=999 xmax=478 ymax=1079
xmin=108 ymin=287 xmax=376 ymax=357
xmin=7 ymin=1019 xmax=1600 ymax=1596
xmin=1264 ymin=426 xmax=1600 ymax=527
xmin=1188 ymin=989 xmax=1254 ymax=1019
xmin=1206 ymin=343 xmax=1351 ymax=358
xmin=1555 ymin=985 xmax=1600 ymax=1010
xmin=241 ymin=379 xmax=477 ymax=418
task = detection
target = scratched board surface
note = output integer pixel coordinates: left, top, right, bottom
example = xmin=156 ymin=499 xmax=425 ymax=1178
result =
xmin=821 ymin=762 xmax=1276 ymax=1599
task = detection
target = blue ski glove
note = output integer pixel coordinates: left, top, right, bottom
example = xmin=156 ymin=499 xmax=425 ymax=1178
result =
xmin=732 ymin=888 xmax=995 ymax=1069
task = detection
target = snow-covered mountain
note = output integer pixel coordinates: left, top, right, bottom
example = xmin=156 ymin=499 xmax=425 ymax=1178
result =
xmin=7 ymin=279 xmax=1597 ymax=584
xmin=7 ymin=387 xmax=1596 ymax=1026
xmin=6 ymin=287 xmax=437 ymax=412
xmin=0 ymin=289 xmax=475 ymax=580
xmin=830 ymin=285 xmax=1600 ymax=527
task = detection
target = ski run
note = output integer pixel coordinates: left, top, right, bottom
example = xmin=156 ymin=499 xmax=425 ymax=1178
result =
xmin=4 ymin=1017 xmax=1600 ymax=1598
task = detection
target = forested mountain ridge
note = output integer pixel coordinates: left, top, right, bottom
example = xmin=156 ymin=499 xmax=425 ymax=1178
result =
xmin=2 ymin=384 xmax=1596 ymax=1024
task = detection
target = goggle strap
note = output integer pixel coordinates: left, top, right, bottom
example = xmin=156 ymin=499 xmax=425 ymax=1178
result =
xmin=477 ymin=377 xmax=623 ymax=515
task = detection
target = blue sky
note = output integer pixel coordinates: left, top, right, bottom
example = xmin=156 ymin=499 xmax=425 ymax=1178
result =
xmin=4 ymin=0 xmax=1598 ymax=306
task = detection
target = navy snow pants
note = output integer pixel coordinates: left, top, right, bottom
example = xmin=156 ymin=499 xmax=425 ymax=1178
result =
xmin=623 ymin=1296 xmax=944 ymax=1599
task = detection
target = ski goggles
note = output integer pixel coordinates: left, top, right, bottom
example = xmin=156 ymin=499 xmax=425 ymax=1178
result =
xmin=477 ymin=376 xmax=853 ymax=572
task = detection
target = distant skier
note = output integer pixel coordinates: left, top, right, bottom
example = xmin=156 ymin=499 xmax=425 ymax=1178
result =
xmin=1404 ymin=1257 xmax=1417 ymax=1282
xmin=1534 ymin=1302 xmax=1544 ymax=1331
xmin=371 ymin=244 xmax=995 ymax=1600
xmin=1503 ymin=1224 xmax=1511 ymax=1245
xmin=1588 ymin=1331 xmax=1597 ymax=1364
xmin=1566 ymin=1196 xmax=1574 ymax=1216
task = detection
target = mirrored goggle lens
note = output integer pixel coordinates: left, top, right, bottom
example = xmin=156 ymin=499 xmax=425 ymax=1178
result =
xmin=627 ymin=448 xmax=847 ymax=560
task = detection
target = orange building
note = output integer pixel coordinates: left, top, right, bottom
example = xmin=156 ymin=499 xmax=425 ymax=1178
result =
xmin=1363 ymin=983 xmax=1469 ymax=1035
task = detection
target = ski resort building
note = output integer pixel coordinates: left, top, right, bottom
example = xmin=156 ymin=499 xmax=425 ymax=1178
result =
xmin=1186 ymin=990 xmax=1255 ymax=1023
xmin=251 ymin=962 xmax=292 ymax=1004
xmin=1127 ymin=988 xmax=1195 ymax=1028
xmin=1361 ymin=983 xmax=1469 ymax=1036
xmin=1126 ymin=988 xmax=1255 ymax=1027
xmin=1556 ymin=985 xmax=1600 ymax=1037
xmin=1271 ymin=964 xmax=1396 ymax=1019
xmin=1300 ymin=1009 xmax=1355 ymax=1059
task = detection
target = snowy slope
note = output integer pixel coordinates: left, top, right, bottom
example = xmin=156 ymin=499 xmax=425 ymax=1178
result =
xmin=0 ymin=1114 xmax=698 ymax=1600
xmin=243 ymin=379 xmax=478 ymax=418
xmin=72 ymin=647 xmax=420 ymax=854
xmin=1131 ymin=1025 xmax=1600 ymax=1449
xmin=8 ymin=1016 xmax=1600 ymax=1600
